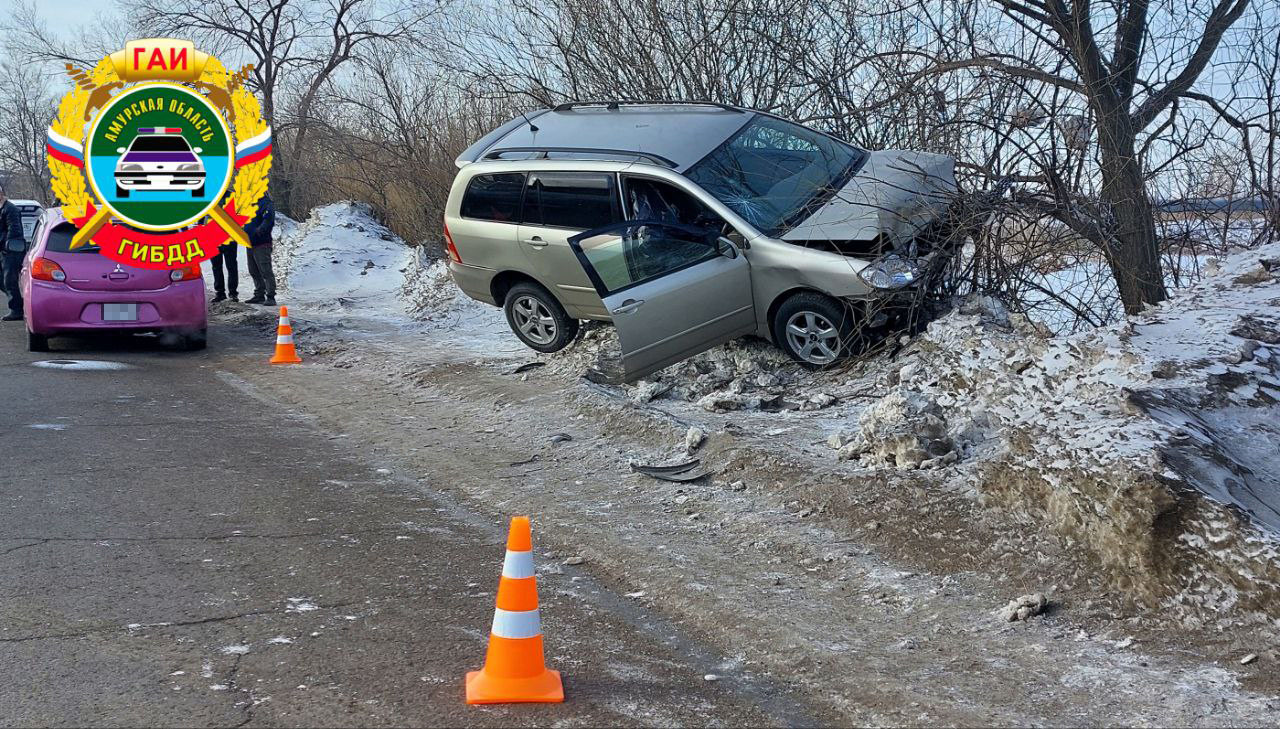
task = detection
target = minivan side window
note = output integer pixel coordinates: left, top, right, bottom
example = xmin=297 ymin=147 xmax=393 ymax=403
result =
xmin=622 ymin=177 xmax=725 ymax=230
xmin=460 ymin=173 xmax=525 ymax=223
xmin=523 ymin=172 xmax=619 ymax=230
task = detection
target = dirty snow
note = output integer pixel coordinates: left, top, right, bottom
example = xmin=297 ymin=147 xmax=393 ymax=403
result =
xmin=271 ymin=201 xmax=1280 ymax=626
xmin=832 ymin=244 xmax=1280 ymax=624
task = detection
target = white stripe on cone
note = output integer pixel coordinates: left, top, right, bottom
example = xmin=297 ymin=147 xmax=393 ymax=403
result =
xmin=491 ymin=608 xmax=541 ymax=639
xmin=502 ymin=550 xmax=535 ymax=579
xmin=277 ymin=334 xmax=294 ymax=344
xmin=279 ymin=316 xmax=290 ymax=326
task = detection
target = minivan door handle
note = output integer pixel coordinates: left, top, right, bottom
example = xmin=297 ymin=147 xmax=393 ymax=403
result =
xmin=522 ymin=235 xmax=547 ymax=248
xmin=611 ymin=298 xmax=645 ymax=315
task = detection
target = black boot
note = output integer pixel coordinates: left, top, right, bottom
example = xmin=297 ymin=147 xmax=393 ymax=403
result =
xmin=2 ymin=312 xmax=23 ymax=321
xmin=211 ymin=293 xmax=226 ymax=303
xmin=263 ymin=296 xmax=277 ymax=307
xmin=245 ymin=294 xmax=265 ymax=304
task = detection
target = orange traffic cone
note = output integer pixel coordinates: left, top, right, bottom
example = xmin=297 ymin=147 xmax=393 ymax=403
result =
xmin=269 ymin=306 xmax=302 ymax=364
xmin=465 ymin=516 xmax=564 ymax=704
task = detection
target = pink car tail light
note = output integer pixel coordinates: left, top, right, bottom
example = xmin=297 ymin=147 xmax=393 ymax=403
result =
xmin=170 ymin=264 xmax=202 ymax=282
xmin=31 ymin=257 xmax=67 ymax=282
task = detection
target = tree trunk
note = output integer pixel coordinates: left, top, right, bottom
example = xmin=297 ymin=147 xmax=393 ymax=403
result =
xmin=1096 ymin=109 xmax=1169 ymax=315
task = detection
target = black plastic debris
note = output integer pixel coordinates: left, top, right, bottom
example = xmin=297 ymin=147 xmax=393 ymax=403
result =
xmin=631 ymin=459 xmax=710 ymax=482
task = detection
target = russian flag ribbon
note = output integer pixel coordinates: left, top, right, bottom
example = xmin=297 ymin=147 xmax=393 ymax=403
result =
xmin=46 ymin=128 xmax=84 ymax=168
xmin=234 ymin=127 xmax=272 ymax=168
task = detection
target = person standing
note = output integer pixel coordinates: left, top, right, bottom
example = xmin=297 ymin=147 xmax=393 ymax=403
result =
xmin=209 ymin=240 xmax=238 ymax=302
xmin=244 ymin=193 xmax=277 ymax=306
xmin=0 ymin=185 xmax=27 ymax=321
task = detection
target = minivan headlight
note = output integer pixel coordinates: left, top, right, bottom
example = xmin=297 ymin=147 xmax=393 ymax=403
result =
xmin=857 ymin=253 xmax=919 ymax=289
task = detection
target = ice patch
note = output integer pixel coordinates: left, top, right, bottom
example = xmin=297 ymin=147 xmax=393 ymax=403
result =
xmin=219 ymin=645 xmax=250 ymax=655
xmin=32 ymin=359 xmax=131 ymax=371
xmin=286 ymin=597 xmax=319 ymax=613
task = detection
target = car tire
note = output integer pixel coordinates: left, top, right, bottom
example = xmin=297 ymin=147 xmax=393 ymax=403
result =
xmin=503 ymin=282 xmax=578 ymax=353
xmin=182 ymin=328 xmax=208 ymax=351
xmin=116 ymin=184 xmax=129 ymax=198
xmin=27 ymin=331 xmax=49 ymax=353
xmin=772 ymin=292 xmax=858 ymax=369
xmin=193 ymin=183 xmax=205 ymax=197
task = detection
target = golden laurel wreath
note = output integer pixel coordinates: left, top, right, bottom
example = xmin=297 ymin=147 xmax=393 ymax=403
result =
xmin=50 ymin=54 xmax=270 ymax=237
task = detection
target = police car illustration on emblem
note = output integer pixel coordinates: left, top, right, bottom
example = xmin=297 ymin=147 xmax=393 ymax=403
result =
xmin=113 ymin=127 xmax=206 ymax=198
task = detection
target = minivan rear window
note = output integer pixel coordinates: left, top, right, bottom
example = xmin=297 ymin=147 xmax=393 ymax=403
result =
xmin=45 ymin=223 xmax=100 ymax=254
xmin=523 ymin=172 xmax=619 ymax=230
xmin=461 ymin=173 xmax=525 ymax=222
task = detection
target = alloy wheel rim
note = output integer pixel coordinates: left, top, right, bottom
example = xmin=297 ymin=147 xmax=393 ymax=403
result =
xmin=512 ymin=295 xmax=557 ymax=345
xmin=785 ymin=311 xmax=841 ymax=365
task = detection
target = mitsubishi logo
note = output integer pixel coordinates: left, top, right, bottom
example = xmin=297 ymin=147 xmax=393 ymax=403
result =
xmin=112 ymin=264 xmax=124 ymax=273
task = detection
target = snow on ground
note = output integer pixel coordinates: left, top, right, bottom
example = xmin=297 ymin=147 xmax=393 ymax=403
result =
xmin=267 ymin=201 xmax=1280 ymax=625
xmin=1019 ymin=217 xmax=1271 ymax=334
xmin=830 ymin=243 xmax=1280 ymax=625
xmin=270 ymin=202 xmax=416 ymax=321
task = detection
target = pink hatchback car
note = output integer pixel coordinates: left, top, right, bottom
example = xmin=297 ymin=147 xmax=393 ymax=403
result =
xmin=20 ymin=209 xmax=207 ymax=352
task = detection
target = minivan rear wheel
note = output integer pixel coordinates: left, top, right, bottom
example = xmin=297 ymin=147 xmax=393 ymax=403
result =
xmin=503 ymin=282 xmax=579 ymax=353
xmin=773 ymin=292 xmax=857 ymax=368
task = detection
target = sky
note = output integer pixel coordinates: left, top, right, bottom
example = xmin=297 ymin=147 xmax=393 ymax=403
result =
xmin=6 ymin=0 xmax=120 ymax=28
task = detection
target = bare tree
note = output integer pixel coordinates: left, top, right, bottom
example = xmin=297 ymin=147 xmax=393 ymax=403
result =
xmin=0 ymin=62 xmax=57 ymax=201
xmin=900 ymin=0 xmax=1254 ymax=313
xmin=132 ymin=0 xmax=443 ymax=216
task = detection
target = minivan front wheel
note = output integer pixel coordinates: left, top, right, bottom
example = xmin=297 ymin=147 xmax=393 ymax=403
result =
xmin=503 ymin=282 xmax=579 ymax=353
xmin=773 ymin=292 xmax=856 ymax=368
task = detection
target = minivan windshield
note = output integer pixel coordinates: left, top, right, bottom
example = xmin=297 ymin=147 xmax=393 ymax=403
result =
xmin=684 ymin=116 xmax=863 ymax=236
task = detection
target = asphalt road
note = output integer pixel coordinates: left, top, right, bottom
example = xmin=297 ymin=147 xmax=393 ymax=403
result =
xmin=0 ymin=322 xmax=818 ymax=727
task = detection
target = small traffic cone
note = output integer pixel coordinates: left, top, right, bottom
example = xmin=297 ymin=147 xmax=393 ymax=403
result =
xmin=269 ymin=306 xmax=302 ymax=364
xmin=465 ymin=516 xmax=564 ymax=704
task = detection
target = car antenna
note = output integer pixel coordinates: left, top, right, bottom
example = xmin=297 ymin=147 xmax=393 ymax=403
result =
xmin=520 ymin=110 xmax=539 ymax=133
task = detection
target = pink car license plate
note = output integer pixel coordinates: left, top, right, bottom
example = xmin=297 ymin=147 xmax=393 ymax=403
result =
xmin=103 ymin=303 xmax=138 ymax=321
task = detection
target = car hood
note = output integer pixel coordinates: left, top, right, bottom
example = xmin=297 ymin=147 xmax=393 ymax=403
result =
xmin=780 ymin=150 xmax=956 ymax=247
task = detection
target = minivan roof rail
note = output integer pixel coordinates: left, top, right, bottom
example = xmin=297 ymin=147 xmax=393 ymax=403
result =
xmin=550 ymin=100 xmax=745 ymax=113
xmin=482 ymin=146 xmax=679 ymax=167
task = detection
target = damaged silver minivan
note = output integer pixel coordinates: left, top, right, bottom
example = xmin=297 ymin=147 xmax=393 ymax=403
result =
xmin=444 ymin=101 xmax=956 ymax=381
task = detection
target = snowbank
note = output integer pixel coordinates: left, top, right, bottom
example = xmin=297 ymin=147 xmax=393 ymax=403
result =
xmin=271 ymin=202 xmax=416 ymax=320
xmin=839 ymin=244 xmax=1280 ymax=625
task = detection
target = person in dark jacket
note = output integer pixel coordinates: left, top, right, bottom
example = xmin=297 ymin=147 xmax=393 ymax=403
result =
xmin=243 ymin=193 xmax=277 ymax=306
xmin=0 ymin=184 xmax=27 ymax=321
xmin=209 ymin=240 xmax=239 ymax=302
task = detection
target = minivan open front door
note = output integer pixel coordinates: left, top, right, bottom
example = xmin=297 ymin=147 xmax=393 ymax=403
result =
xmin=568 ymin=220 xmax=755 ymax=383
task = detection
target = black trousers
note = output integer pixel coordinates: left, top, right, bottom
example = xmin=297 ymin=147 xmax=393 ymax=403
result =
xmin=2 ymin=251 xmax=23 ymax=315
xmin=210 ymin=243 xmax=239 ymax=296
xmin=246 ymin=245 xmax=276 ymax=298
